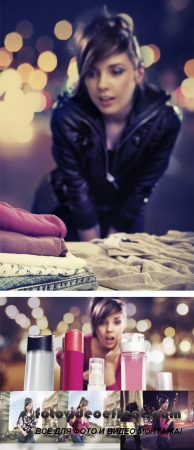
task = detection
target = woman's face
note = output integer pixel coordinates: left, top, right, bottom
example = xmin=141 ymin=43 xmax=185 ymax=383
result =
xmin=26 ymin=403 xmax=32 ymax=412
xmin=84 ymin=52 xmax=143 ymax=120
xmin=160 ymin=400 xmax=169 ymax=410
xmin=81 ymin=403 xmax=88 ymax=412
xmin=96 ymin=312 xmax=125 ymax=350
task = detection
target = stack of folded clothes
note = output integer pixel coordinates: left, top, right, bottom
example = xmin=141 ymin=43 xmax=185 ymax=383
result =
xmin=0 ymin=203 xmax=98 ymax=290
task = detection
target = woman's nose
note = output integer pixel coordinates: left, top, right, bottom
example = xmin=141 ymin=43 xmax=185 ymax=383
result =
xmin=97 ymin=73 xmax=109 ymax=90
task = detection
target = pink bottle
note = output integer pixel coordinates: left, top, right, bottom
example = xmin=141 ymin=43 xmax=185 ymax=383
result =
xmin=120 ymin=333 xmax=148 ymax=390
xmin=60 ymin=330 xmax=84 ymax=390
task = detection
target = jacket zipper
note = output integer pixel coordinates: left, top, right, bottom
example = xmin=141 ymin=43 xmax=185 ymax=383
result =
xmin=65 ymin=101 xmax=166 ymax=188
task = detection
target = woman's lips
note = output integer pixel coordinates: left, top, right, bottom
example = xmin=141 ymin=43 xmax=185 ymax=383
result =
xmin=98 ymin=97 xmax=115 ymax=106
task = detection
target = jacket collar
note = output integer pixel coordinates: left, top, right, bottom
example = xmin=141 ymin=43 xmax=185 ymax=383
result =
xmin=59 ymin=83 xmax=170 ymax=137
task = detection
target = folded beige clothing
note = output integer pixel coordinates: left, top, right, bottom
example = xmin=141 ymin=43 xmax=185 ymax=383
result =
xmin=0 ymin=230 xmax=68 ymax=256
xmin=0 ymin=252 xmax=86 ymax=269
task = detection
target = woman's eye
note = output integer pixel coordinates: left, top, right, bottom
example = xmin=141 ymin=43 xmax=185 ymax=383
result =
xmin=98 ymin=320 xmax=105 ymax=325
xmin=111 ymin=68 xmax=124 ymax=76
xmin=115 ymin=320 xmax=121 ymax=325
xmin=85 ymin=70 xmax=96 ymax=78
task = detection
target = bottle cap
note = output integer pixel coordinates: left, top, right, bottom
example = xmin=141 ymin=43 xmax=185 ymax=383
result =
xmin=64 ymin=330 xmax=84 ymax=353
xmin=27 ymin=335 xmax=54 ymax=352
xmin=155 ymin=372 xmax=173 ymax=390
xmin=120 ymin=333 xmax=147 ymax=353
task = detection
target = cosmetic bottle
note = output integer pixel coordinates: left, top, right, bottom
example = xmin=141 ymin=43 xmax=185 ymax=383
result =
xmin=24 ymin=334 xmax=54 ymax=390
xmin=155 ymin=372 xmax=173 ymax=390
xmin=60 ymin=330 xmax=84 ymax=390
xmin=87 ymin=358 xmax=106 ymax=390
xmin=120 ymin=333 xmax=148 ymax=390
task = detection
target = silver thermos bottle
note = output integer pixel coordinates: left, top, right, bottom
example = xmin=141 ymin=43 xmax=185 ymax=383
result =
xmin=24 ymin=335 xmax=54 ymax=390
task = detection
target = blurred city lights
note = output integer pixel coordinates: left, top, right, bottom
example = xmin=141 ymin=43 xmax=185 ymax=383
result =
xmin=24 ymin=91 xmax=47 ymax=112
xmin=17 ymin=63 xmax=34 ymax=83
xmin=181 ymin=78 xmax=194 ymax=98
xmin=148 ymin=45 xmax=161 ymax=64
xmin=17 ymin=46 xmax=35 ymax=64
xmin=82 ymin=323 xmax=92 ymax=334
xmin=21 ymin=318 xmax=31 ymax=329
xmin=28 ymin=69 xmax=47 ymax=90
xmin=5 ymin=305 xmax=18 ymax=318
xmin=127 ymin=318 xmax=136 ymax=329
xmin=19 ymin=338 xmax=28 ymax=354
xmin=164 ymin=326 xmax=175 ymax=337
xmin=63 ymin=313 xmax=74 ymax=324
xmin=54 ymin=20 xmax=73 ymax=40
xmin=4 ymin=32 xmax=23 ymax=52
xmin=0 ymin=47 xmax=13 ymax=69
xmin=164 ymin=344 xmax=176 ymax=356
xmin=36 ymin=35 xmax=54 ymax=52
xmin=31 ymin=307 xmax=44 ymax=319
xmin=36 ymin=316 xmax=48 ymax=330
xmin=118 ymin=13 xmax=133 ymax=30
xmin=136 ymin=320 xmax=148 ymax=332
xmin=70 ymin=320 xmax=81 ymax=330
xmin=29 ymin=325 xmax=40 ymax=335
xmin=184 ymin=59 xmax=194 ymax=78
xmin=67 ymin=57 xmax=78 ymax=77
xmin=16 ymin=20 xmax=34 ymax=39
xmin=140 ymin=46 xmax=155 ymax=68
xmin=179 ymin=340 xmax=191 ymax=352
xmin=81 ymin=315 xmax=90 ymax=324
xmin=0 ymin=335 xmax=5 ymax=346
xmin=37 ymin=51 xmax=58 ymax=72
xmin=163 ymin=337 xmax=174 ymax=348
xmin=13 ymin=123 xmax=33 ymax=143
xmin=28 ymin=297 xmax=40 ymax=308
xmin=0 ymin=69 xmax=22 ymax=96
xmin=126 ymin=303 xmax=136 ymax=316
xmin=150 ymin=350 xmax=164 ymax=363
xmin=176 ymin=303 xmax=189 ymax=315
xmin=70 ymin=306 xmax=80 ymax=317
xmin=0 ymin=298 xmax=7 ymax=306
xmin=41 ymin=329 xmax=52 ymax=336
xmin=15 ymin=313 xmax=27 ymax=325
xmin=57 ymin=321 xmax=68 ymax=333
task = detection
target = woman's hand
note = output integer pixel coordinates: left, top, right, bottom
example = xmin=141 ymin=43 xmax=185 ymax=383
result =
xmin=106 ymin=226 xmax=119 ymax=236
xmin=77 ymin=225 xmax=100 ymax=242
xmin=83 ymin=370 xmax=89 ymax=381
xmin=104 ymin=346 xmax=120 ymax=386
xmin=22 ymin=431 xmax=27 ymax=436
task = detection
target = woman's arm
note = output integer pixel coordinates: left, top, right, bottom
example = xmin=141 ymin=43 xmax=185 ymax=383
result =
xmin=17 ymin=424 xmax=27 ymax=436
xmin=110 ymin=108 xmax=181 ymax=232
xmin=51 ymin=107 xmax=99 ymax=236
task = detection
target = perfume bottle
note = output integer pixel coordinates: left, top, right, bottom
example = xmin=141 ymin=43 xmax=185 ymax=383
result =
xmin=87 ymin=358 xmax=106 ymax=390
xmin=24 ymin=334 xmax=54 ymax=391
xmin=155 ymin=372 xmax=173 ymax=390
xmin=60 ymin=330 xmax=84 ymax=390
xmin=120 ymin=333 xmax=148 ymax=390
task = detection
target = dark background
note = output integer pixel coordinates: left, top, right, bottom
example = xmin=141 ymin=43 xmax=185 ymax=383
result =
xmin=0 ymin=0 xmax=193 ymax=234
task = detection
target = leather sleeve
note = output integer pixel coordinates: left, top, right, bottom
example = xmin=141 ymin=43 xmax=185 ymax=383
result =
xmin=111 ymin=108 xmax=181 ymax=232
xmin=51 ymin=107 xmax=98 ymax=229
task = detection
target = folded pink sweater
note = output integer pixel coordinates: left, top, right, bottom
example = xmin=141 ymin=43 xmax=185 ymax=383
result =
xmin=0 ymin=202 xmax=67 ymax=238
xmin=0 ymin=230 xmax=68 ymax=256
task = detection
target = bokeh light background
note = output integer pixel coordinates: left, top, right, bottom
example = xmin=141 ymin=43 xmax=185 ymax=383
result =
xmin=0 ymin=297 xmax=193 ymax=391
xmin=0 ymin=0 xmax=193 ymax=234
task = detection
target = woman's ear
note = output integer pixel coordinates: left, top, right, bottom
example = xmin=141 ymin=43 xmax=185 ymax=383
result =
xmin=135 ymin=64 xmax=145 ymax=85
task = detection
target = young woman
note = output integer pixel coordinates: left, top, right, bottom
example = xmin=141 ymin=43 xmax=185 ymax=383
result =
xmin=17 ymin=397 xmax=37 ymax=443
xmin=56 ymin=297 xmax=126 ymax=389
xmin=32 ymin=10 xmax=181 ymax=241
xmin=156 ymin=394 xmax=174 ymax=449
xmin=68 ymin=396 xmax=89 ymax=444
xmin=57 ymin=299 xmax=142 ymax=449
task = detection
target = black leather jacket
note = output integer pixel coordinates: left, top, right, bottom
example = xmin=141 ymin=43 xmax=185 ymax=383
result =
xmin=51 ymin=84 xmax=181 ymax=232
